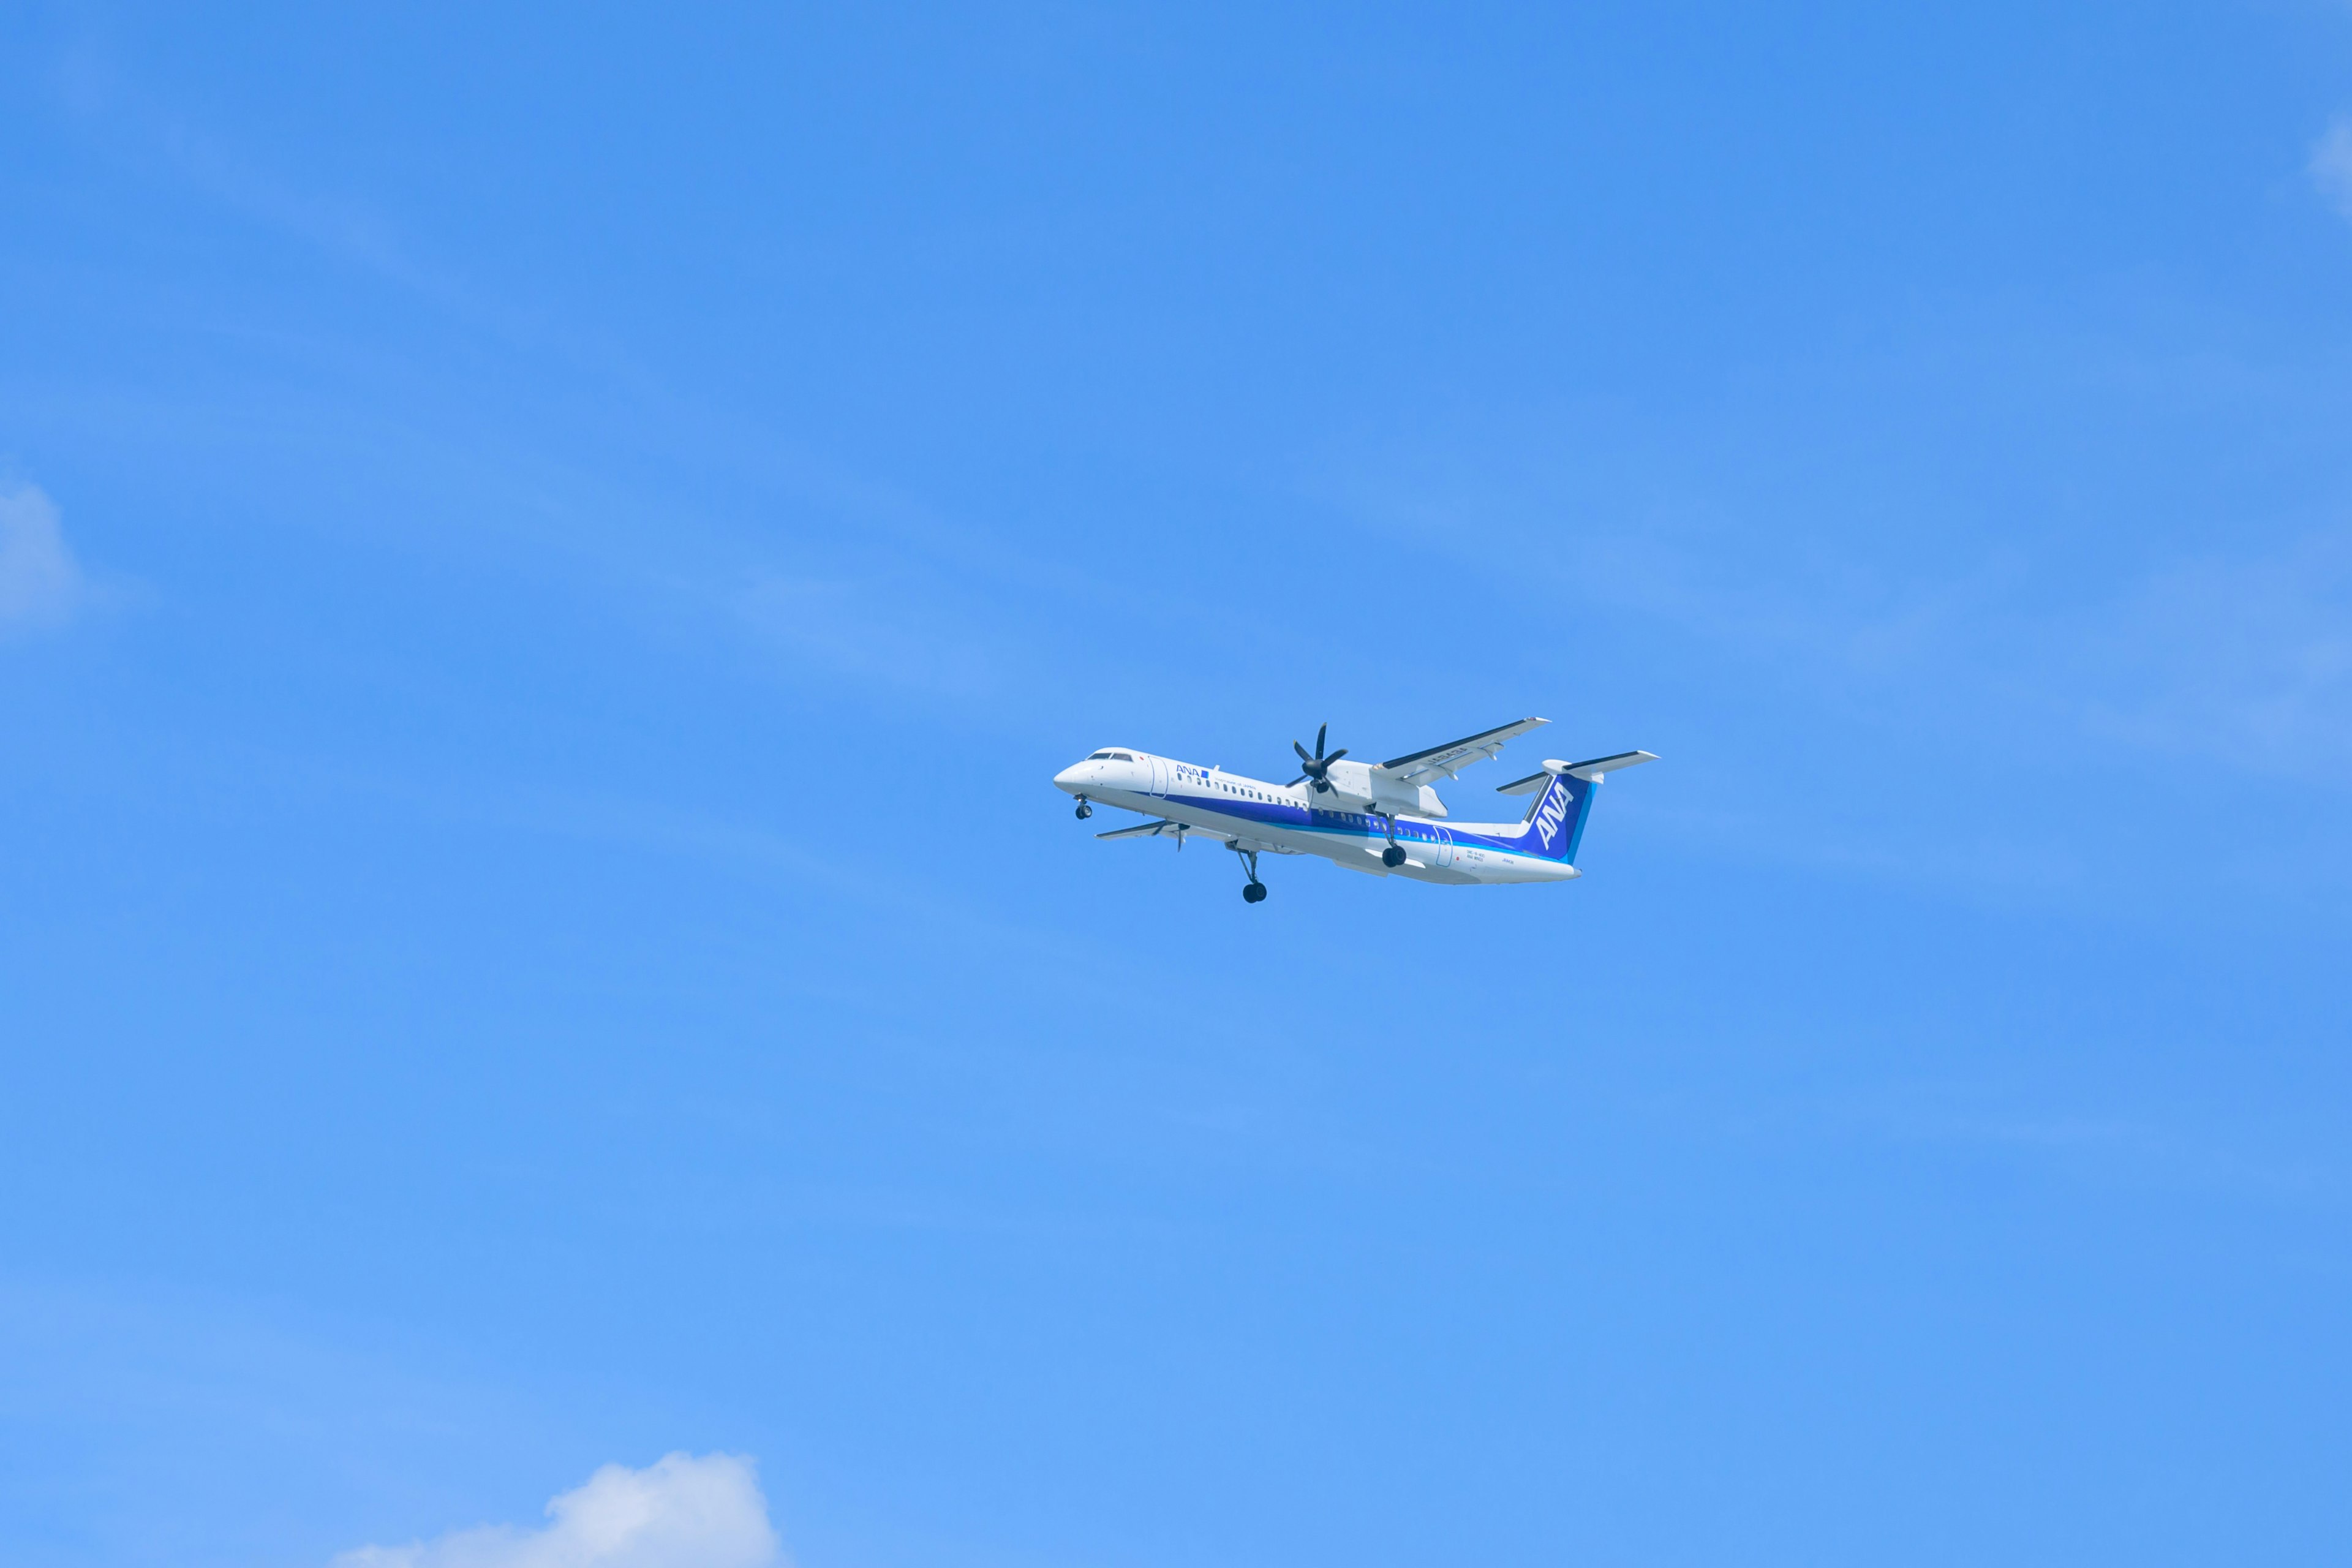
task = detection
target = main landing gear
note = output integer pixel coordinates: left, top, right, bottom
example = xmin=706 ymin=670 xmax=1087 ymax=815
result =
xmin=1074 ymin=795 xmax=1093 ymax=821
xmin=1233 ymin=845 xmax=1268 ymax=904
xmin=1378 ymin=812 xmax=1406 ymax=868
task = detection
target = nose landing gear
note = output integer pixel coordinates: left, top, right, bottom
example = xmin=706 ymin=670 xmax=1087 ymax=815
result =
xmin=1074 ymin=795 xmax=1093 ymax=821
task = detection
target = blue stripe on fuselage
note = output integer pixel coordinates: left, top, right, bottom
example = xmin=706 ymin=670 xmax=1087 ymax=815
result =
xmin=1154 ymin=787 xmax=1542 ymax=858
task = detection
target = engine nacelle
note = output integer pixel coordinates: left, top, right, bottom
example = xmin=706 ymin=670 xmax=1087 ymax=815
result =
xmin=1316 ymin=761 xmax=1447 ymax=818
xmin=1392 ymin=782 xmax=1449 ymax=819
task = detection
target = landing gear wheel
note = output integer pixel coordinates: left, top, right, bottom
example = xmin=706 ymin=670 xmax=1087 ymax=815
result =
xmin=1382 ymin=844 xmax=1406 ymax=868
xmin=1233 ymin=844 xmax=1266 ymax=902
xmin=1074 ymin=798 xmax=1093 ymax=820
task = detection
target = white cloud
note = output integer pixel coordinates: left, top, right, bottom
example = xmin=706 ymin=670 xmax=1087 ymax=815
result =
xmin=2311 ymin=116 xmax=2352 ymax=219
xmin=331 ymin=1453 xmax=785 ymax=1568
xmin=0 ymin=483 xmax=86 ymax=632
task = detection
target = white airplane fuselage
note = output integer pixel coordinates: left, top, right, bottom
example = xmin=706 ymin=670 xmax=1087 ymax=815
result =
xmin=1053 ymin=748 xmax=1587 ymax=886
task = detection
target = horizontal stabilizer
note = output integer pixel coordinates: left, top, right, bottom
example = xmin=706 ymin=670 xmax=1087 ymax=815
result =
xmin=1496 ymin=750 xmax=1659 ymax=793
xmin=1564 ymin=750 xmax=1659 ymax=782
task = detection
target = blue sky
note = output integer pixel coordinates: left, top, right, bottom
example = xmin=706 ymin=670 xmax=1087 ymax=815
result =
xmin=4 ymin=2 xmax=2352 ymax=1564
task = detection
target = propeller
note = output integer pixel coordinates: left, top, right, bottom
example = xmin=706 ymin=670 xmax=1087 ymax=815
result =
xmin=1289 ymin=722 xmax=1349 ymax=793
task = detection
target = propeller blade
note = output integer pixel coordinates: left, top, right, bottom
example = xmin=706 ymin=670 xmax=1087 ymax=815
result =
xmin=1294 ymin=724 xmax=1343 ymax=788
xmin=1287 ymin=774 xmax=1308 ymax=785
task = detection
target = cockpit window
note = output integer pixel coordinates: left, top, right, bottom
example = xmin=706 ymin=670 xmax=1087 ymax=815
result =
xmin=1109 ymin=752 xmax=1134 ymax=761
xmin=1088 ymin=752 xmax=1113 ymax=760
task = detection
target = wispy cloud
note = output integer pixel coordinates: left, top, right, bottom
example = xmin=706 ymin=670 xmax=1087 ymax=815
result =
xmin=737 ymin=570 xmax=1006 ymax=698
xmin=53 ymin=40 xmax=456 ymax=304
xmin=0 ymin=483 xmax=88 ymax=634
xmin=332 ymin=1453 xmax=783 ymax=1568
xmin=2311 ymin=116 xmax=2352 ymax=219
xmin=1565 ymin=523 xmax=2352 ymax=782
xmin=1319 ymin=413 xmax=2352 ymax=786
xmin=2073 ymin=532 xmax=2352 ymax=777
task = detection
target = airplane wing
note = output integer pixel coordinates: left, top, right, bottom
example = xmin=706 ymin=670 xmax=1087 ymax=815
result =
xmin=1377 ymin=717 xmax=1549 ymax=785
xmin=1096 ymin=819 xmax=1193 ymax=841
xmin=1096 ymin=819 xmax=1303 ymax=853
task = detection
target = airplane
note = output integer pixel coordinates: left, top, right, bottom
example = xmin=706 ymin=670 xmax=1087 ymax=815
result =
xmin=1052 ymin=717 xmax=1654 ymax=902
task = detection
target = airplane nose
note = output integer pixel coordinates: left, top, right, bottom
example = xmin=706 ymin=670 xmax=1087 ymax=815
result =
xmin=1053 ymin=764 xmax=1085 ymax=792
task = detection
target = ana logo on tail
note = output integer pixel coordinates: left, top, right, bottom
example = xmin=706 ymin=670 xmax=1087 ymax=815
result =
xmin=1533 ymin=778 xmax=1572 ymax=850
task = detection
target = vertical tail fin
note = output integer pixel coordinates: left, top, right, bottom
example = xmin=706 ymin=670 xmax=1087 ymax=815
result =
xmin=1496 ymin=752 xmax=1657 ymax=864
xmin=1517 ymin=770 xmax=1596 ymax=862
